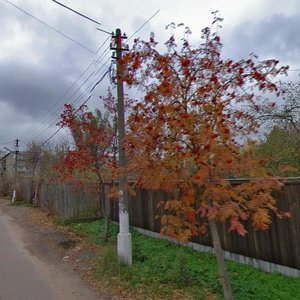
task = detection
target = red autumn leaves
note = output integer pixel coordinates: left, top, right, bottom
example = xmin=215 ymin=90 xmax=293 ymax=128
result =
xmin=57 ymin=25 xmax=290 ymax=243
xmin=121 ymin=26 xmax=289 ymax=242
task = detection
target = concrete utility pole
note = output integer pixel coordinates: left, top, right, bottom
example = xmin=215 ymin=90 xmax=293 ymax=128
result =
xmin=5 ymin=139 xmax=19 ymax=203
xmin=111 ymin=28 xmax=132 ymax=265
xmin=13 ymin=139 xmax=19 ymax=203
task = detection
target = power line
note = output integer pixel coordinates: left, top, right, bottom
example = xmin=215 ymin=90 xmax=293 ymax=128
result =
xmin=26 ymin=69 xmax=97 ymax=140
xmin=128 ymin=9 xmax=160 ymax=41
xmin=31 ymin=54 xmax=111 ymax=138
xmin=0 ymin=140 xmax=14 ymax=146
xmin=95 ymin=35 xmax=111 ymax=54
xmin=2 ymin=0 xmax=96 ymax=53
xmin=22 ymin=63 xmax=95 ymax=138
xmin=51 ymin=0 xmax=101 ymax=26
xmin=50 ymin=0 xmax=111 ymax=35
xmin=34 ymin=10 xmax=161 ymax=143
xmin=97 ymin=9 xmax=161 ymax=38
xmin=22 ymin=43 xmax=111 ymax=142
xmin=90 ymin=63 xmax=112 ymax=92
xmin=22 ymin=41 xmax=111 ymax=139
xmin=40 ymin=66 xmax=111 ymax=147
xmin=29 ymin=60 xmax=111 ymax=141
xmin=96 ymin=27 xmax=112 ymax=35
xmin=20 ymin=9 xmax=161 ymax=145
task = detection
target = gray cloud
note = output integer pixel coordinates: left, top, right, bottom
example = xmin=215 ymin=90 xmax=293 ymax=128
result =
xmin=0 ymin=59 xmax=81 ymax=118
xmin=1 ymin=0 xmax=300 ymax=149
xmin=0 ymin=1 xmax=101 ymax=146
xmin=223 ymin=13 xmax=300 ymax=65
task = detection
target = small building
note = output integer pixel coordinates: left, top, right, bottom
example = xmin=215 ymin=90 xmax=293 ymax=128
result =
xmin=0 ymin=151 xmax=30 ymax=177
xmin=0 ymin=152 xmax=14 ymax=177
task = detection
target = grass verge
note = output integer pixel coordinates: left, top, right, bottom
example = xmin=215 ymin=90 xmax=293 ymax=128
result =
xmin=10 ymin=200 xmax=37 ymax=208
xmin=64 ymin=219 xmax=300 ymax=300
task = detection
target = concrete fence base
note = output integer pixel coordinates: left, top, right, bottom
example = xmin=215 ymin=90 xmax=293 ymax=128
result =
xmin=133 ymin=226 xmax=300 ymax=278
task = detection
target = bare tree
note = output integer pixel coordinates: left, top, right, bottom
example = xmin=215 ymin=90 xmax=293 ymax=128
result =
xmin=258 ymin=81 xmax=300 ymax=133
xmin=25 ymin=140 xmax=68 ymax=205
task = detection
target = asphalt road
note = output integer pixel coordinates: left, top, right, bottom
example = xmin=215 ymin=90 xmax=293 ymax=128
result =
xmin=0 ymin=202 xmax=101 ymax=300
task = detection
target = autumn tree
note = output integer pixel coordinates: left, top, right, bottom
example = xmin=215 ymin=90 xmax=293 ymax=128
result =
xmin=253 ymin=81 xmax=300 ymax=176
xmin=122 ymin=22 xmax=289 ymax=300
xmin=57 ymin=91 xmax=118 ymax=241
xmin=255 ymin=126 xmax=300 ymax=176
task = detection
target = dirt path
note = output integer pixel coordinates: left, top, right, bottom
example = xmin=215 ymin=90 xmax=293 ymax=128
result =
xmin=0 ymin=198 xmax=104 ymax=300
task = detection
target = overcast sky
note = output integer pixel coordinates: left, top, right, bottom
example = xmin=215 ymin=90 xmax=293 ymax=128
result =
xmin=0 ymin=0 xmax=300 ymax=150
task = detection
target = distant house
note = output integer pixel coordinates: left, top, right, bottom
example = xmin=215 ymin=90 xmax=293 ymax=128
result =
xmin=0 ymin=151 xmax=30 ymax=177
xmin=0 ymin=152 xmax=14 ymax=177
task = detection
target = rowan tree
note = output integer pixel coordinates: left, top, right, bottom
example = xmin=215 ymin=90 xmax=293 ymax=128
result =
xmin=122 ymin=22 xmax=290 ymax=300
xmin=57 ymin=91 xmax=118 ymax=241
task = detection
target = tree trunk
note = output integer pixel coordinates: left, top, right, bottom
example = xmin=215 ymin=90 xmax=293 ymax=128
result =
xmin=103 ymin=215 xmax=110 ymax=243
xmin=99 ymin=182 xmax=111 ymax=243
xmin=208 ymin=218 xmax=233 ymax=300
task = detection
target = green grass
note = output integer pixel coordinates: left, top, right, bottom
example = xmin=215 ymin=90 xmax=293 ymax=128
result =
xmin=67 ymin=220 xmax=300 ymax=300
xmin=10 ymin=200 xmax=37 ymax=208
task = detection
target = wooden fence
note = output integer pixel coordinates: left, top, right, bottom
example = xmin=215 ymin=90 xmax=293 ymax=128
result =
xmin=109 ymin=179 xmax=300 ymax=271
xmin=18 ymin=177 xmax=300 ymax=272
xmin=40 ymin=183 xmax=101 ymax=219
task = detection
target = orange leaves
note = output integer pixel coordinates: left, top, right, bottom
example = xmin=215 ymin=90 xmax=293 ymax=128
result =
xmin=165 ymin=199 xmax=182 ymax=211
xmin=160 ymin=214 xmax=196 ymax=243
xmin=182 ymin=188 xmax=195 ymax=205
xmin=186 ymin=210 xmax=196 ymax=223
xmin=122 ymin=26 xmax=289 ymax=243
xmin=252 ymin=209 xmax=271 ymax=230
xmin=228 ymin=217 xmax=247 ymax=236
xmin=225 ymin=178 xmax=290 ymax=234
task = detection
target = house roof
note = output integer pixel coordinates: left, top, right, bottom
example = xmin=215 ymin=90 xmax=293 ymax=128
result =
xmin=0 ymin=152 xmax=11 ymax=161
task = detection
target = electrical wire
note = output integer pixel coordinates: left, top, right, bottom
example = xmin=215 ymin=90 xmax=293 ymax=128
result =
xmin=27 ymin=54 xmax=111 ymax=140
xmin=0 ymin=140 xmax=14 ymax=144
xmin=51 ymin=0 xmax=101 ymax=26
xmin=2 ymin=0 xmax=96 ymax=53
xmin=50 ymin=0 xmax=111 ymax=34
xmin=21 ymin=62 xmax=95 ymax=138
xmin=96 ymin=27 xmax=112 ymax=35
xmin=127 ymin=9 xmax=160 ymax=41
xmin=30 ymin=59 xmax=111 ymax=140
xmin=26 ymin=69 xmax=97 ymax=138
xmin=37 ymin=9 xmax=161 ymax=143
xmin=18 ymin=8 xmax=161 ymax=146
xmin=95 ymin=35 xmax=111 ymax=54
xmin=0 ymin=140 xmax=14 ymax=146
xmin=22 ymin=41 xmax=111 ymax=139
xmin=39 ymin=66 xmax=111 ymax=146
